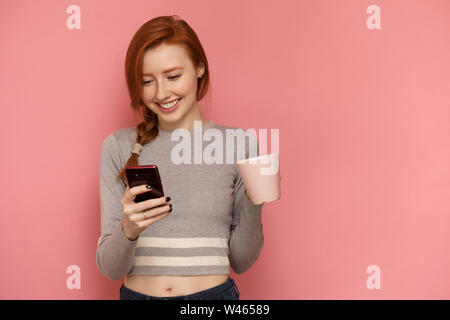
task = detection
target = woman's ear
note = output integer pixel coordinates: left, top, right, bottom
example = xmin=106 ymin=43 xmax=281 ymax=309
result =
xmin=197 ymin=62 xmax=205 ymax=78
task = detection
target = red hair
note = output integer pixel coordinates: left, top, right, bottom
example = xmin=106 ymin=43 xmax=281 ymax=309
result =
xmin=117 ymin=15 xmax=210 ymax=184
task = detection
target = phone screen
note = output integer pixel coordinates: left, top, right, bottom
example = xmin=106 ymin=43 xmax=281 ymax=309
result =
xmin=125 ymin=165 xmax=164 ymax=203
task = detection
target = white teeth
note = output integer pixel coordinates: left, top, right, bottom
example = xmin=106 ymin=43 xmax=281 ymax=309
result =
xmin=158 ymin=99 xmax=180 ymax=109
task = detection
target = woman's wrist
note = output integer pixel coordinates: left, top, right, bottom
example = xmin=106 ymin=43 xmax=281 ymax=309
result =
xmin=121 ymin=220 xmax=139 ymax=241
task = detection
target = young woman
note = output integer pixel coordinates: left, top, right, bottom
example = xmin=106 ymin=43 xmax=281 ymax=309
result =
xmin=96 ymin=15 xmax=264 ymax=300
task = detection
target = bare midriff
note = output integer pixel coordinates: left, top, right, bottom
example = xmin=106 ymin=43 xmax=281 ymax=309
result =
xmin=124 ymin=274 xmax=229 ymax=297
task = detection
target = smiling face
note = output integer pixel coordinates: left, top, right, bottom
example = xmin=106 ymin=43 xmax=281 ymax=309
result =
xmin=140 ymin=42 xmax=206 ymax=131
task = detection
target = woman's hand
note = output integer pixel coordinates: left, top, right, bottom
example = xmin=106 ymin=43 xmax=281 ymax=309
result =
xmin=120 ymin=184 xmax=172 ymax=241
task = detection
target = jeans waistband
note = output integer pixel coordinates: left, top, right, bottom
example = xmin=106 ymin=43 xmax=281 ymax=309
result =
xmin=120 ymin=276 xmax=236 ymax=300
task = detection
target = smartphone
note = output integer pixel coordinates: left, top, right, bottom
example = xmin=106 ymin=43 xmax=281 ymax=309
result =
xmin=125 ymin=165 xmax=164 ymax=203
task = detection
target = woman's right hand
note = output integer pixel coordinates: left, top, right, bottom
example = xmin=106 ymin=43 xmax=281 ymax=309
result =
xmin=120 ymin=184 xmax=172 ymax=241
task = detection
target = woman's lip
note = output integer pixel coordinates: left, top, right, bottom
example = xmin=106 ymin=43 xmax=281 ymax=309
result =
xmin=155 ymin=98 xmax=181 ymax=105
xmin=156 ymin=98 xmax=182 ymax=112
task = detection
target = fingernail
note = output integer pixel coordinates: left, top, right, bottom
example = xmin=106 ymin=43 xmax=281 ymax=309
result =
xmin=169 ymin=208 xmax=173 ymax=212
xmin=165 ymin=196 xmax=171 ymax=202
xmin=169 ymin=204 xmax=172 ymax=208
xmin=146 ymin=184 xmax=152 ymax=189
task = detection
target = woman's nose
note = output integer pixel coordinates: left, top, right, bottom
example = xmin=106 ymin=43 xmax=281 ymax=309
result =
xmin=156 ymin=83 xmax=170 ymax=101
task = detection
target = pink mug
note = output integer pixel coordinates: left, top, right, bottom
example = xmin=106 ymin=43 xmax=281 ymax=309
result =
xmin=236 ymin=152 xmax=281 ymax=205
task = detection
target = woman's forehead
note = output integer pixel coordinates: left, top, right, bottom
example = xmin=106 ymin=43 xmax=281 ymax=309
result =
xmin=142 ymin=44 xmax=191 ymax=74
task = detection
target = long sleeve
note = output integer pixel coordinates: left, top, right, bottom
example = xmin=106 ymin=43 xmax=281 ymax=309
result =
xmin=96 ymin=133 xmax=139 ymax=281
xmin=228 ymin=132 xmax=265 ymax=274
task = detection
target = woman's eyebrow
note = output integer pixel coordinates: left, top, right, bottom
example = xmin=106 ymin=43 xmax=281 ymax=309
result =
xmin=143 ymin=66 xmax=184 ymax=76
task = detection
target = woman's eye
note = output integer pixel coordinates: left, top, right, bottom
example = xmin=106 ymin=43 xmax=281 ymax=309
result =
xmin=143 ymin=75 xmax=180 ymax=85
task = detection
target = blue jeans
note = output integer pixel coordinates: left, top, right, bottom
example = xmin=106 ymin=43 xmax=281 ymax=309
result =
xmin=119 ymin=276 xmax=240 ymax=300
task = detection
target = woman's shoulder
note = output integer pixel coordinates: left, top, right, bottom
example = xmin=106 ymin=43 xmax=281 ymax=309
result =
xmin=102 ymin=127 xmax=137 ymax=150
xmin=210 ymin=121 xmax=258 ymax=142
xmin=110 ymin=126 xmax=137 ymax=139
xmin=211 ymin=120 xmax=255 ymax=133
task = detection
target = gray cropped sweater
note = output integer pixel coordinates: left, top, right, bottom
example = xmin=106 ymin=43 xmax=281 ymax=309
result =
xmin=96 ymin=119 xmax=264 ymax=280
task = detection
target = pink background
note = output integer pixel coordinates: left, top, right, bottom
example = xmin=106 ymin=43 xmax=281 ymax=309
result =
xmin=1 ymin=0 xmax=450 ymax=299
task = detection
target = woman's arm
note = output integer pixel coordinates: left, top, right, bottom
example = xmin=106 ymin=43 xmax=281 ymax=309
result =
xmin=228 ymin=132 xmax=265 ymax=274
xmin=96 ymin=133 xmax=138 ymax=280
xmin=228 ymin=172 xmax=264 ymax=274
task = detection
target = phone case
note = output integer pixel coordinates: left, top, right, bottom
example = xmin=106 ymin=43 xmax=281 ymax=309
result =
xmin=125 ymin=165 xmax=164 ymax=203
